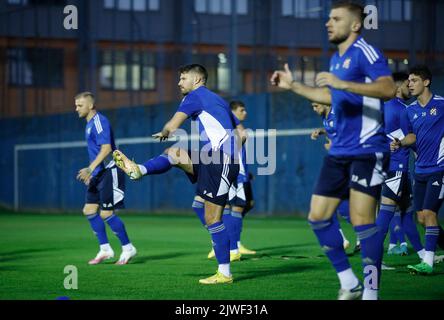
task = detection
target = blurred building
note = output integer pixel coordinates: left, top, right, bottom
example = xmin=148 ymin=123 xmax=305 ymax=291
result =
xmin=1 ymin=0 xmax=443 ymax=117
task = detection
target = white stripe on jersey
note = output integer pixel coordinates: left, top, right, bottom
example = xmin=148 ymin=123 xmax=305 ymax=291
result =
xmin=438 ymin=137 xmax=444 ymax=165
xmin=359 ymin=39 xmax=380 ymax=60
xmin=94 ymin=115 xmax=103 ymax=134
xmin=357 ymin=39 xmax=378 ymax=62
xmin=360 ymin=77 xmax=383 ymax=144
xmin=198 ymin=111 xmax=230 ymax=151
xmin=354 ymin=43 xmax=376 ymax=64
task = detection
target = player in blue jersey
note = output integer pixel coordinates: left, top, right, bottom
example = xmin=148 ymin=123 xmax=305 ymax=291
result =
xmin=391 ymin=65 xmax=444 ymax=275
xmin=113 ymin=64 xmax=245 ymax=284
xmin=207 ymin=101 xmax=256 ymax=261
xmin=75 ymin=92 xmax=137 ymax=265
xmin=377 ymin=72 xmax=425 ymax=260
xmin=271 ymin=2 xmax=396 ymax=300
xmin=310 ymin=102 xmax=354 ymax=251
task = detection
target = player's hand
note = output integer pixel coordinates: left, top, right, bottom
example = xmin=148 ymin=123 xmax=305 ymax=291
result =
xmin=390 ymin=138 xmax=402 ymax=152
xmin=152 ymin=131 xmax=169 ymax=142
xmin=77 ymin=167 xmax=92 ymax=185
xmin=311 ymin=129 xmax=322 ymax=140
xmin=316 ymin=72 xmax=345 ymax=89
xmin=270 ymin=63 xmax=294 ymax=90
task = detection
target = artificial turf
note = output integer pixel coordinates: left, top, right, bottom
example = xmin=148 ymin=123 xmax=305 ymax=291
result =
xmin=1 ymin=211 xmax=443 ymax=300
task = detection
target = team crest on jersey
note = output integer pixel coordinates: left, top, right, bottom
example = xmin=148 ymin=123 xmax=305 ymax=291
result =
xmin=430 ymin=108 xmax=437 ymax=116
xmin=342 ymin=58 xmax=351 ymax=69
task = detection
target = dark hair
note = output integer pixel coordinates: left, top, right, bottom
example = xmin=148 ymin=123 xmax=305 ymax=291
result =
xmin=75 ymin=91 xmax=95 ymax=104
xmin=409 ymin=65 xmax=432 ymax=86
xmin=230 ymin=100 xmax=245 ymax=111
xmin=392 ymin=72 xmax=409 ymax=83
xmin=178 ymin=64 xmax=208 ymax=84
xmin=331 ymin=1 xmax=366 ymax=23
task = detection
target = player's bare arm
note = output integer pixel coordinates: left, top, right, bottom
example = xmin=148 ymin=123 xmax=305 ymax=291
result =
xmin=390 ymin=133 xmax=416 ymax=152
xmin=236 ymin=123 xmax=248 ymax=145
xmin=77 ymin=144 xmax=112 ymax=184
xmin=152 ymin=111 xmax=188 ymax=141
xmin=270 ymin=63 xmax=332 ymax=105
xmin=316 ymin=73 xmax=396 ymax=100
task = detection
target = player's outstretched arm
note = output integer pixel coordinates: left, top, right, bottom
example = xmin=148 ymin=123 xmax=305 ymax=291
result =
xmin=153 ymin=111 xmax=188 ymax=141
xmin=316 ymin=73 xmax=396 ymax=101
xmin=270 ymin=63 xmax=332 ymax=105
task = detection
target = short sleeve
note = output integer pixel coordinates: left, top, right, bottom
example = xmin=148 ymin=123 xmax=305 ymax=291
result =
xmin=358 ymin=44 xmax=392 ymax=81
xmin=177 ymin=92 xmax=203 ymax=118
xmin=95 ymin=116 xmax=112 ymax=146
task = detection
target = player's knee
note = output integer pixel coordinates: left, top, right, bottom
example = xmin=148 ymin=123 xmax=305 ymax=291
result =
xmin=100 ymin=211 xmax=113 ymax=220
xmin=416 ymin=211 xmax=426 ymax=225
xmin=83 ymin=205 xmax=98 ymax=215
xmin=422 ymin=210 xmax=438 ymax=226
xmin=308 ymin=210 xmax=325 ymax=222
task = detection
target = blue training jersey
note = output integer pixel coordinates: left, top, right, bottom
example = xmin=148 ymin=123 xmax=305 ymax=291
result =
xmin=384 ymin=98 xmax=410 ymax=172
xmin=328 ymin=36 xmax=392 ymax=156
xmin=85 ymin=112 xmax=116 ymax=177
xmin=178 ymin=86 xmax=240 ymax=156
xmin=402 ymin=94 xmax=444 ymax=174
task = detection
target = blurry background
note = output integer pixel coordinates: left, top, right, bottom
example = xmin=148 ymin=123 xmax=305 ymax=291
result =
xmin=1 ymin=0 xmax=444 ymax=215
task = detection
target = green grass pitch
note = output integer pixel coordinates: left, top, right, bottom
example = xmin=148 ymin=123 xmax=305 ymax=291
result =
xmin=1 ymin=211 xmax=443 ymax=300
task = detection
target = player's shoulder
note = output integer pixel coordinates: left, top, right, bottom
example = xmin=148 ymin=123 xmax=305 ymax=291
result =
xmin=432 ymin=94 xmax=444 ymax=105
xmin=351 ymin=37 xmax=384 ymax=64
xmin=92 ymin=112 xmax=109 ymax=133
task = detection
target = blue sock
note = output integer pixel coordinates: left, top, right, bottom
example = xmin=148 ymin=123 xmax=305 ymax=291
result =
xmin=337 ymin=200 xmax=351 ymax=224
xmin=354 ymin=224 xmax=383 ymax=290
xmin=402 ymin=208 xmax=423 ymax=252
xmin=309 ymin=219 xmax=350 ymax=273
xmin=425 ymin=226 xmax=440 ymax=252
xmin=389 ymin=218 xmax=398 ymax=245
xmin=222 ymin=208 xmax=238 ymax=251
xmin=231 ymin=211 xmax=244 ymax=247
xmin=393 ymin=211 xmax=406 ymax=243
xmin=192 ymin=200 xmax=206 ymax=227
xmin=105 ymin=214 xmax=130 ymax=246
xmin=142 ymin=154 xmax=172 ymax=175
xmin=376 ymin=203 xmax=396 ymax=244
xmin=207 ymin=221 xmax=230 ymax=264
xmin=86 ymin=213 xmax=109 ymax=245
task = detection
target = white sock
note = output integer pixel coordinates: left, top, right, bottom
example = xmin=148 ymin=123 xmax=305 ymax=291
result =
xmin=122 ymin=243 xmax=133 ymax=252
xmin=423 ymin=251 xmax=435 ymax=267
xmin=237 ymin=241 xmax=242 ymax=248
xmin=417 ymin=249 xmax=425 ymax=260
xmin=100 ymin=243 xmax=112 ymax=251
xmin=337 ymin=268 xmax=359 ymax=290
xmin=138 ymin=164 xmax=147 ymax=175
xmin=356 ymin=240 xmax=360 ymax=246
xmin=230 ymin=249 xmax=239 ymax=254
xmin=400 ymin=242 xmax=407 ymax=247
xmin=339 ymin=229 xmax=347 ymax=242
xmin=363 ymin=289 xmax=378 ymax=300
xmin=388 ymin=243 xmax=396 ymax=250
xmin=218 ymin=264 xmax=231 ymax=277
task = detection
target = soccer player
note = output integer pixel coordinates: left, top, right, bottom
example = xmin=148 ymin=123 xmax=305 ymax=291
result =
xmin=113 ymin=64 xmax=244 ymax=284
xmin=391 ymin=65 xmax=444 ymax=275
xmin=75 ymin=92 xmax=137 ymax=265
xmin=376 ymin=72 xmax=425 ymax=260
xmin=208 ymin=101 xmax=256 ymax=262
xmin=310 ymin=102 xmax=353 ymax=251
xmin=271 ymin=2 xmax=396 ymax=300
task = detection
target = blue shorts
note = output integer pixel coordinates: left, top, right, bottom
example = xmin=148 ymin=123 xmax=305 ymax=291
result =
xmin=413 ymin=171 xmax=444 ymax=213
xmin=381 ymin=171 xmax=412 ymax=211
xmin=86 ymin=165 xmax=125 ymax=210
xmin=228 ymin=181 xmax=254 ymax=216
xmin=194 ymin=150 xmax=239 ymax=206
xmin=313 ymin=153 xmax=389 ymax=200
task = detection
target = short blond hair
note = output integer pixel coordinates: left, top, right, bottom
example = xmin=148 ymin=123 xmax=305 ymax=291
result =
xmin=75 ymin=92 xmax=95 ymax=104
